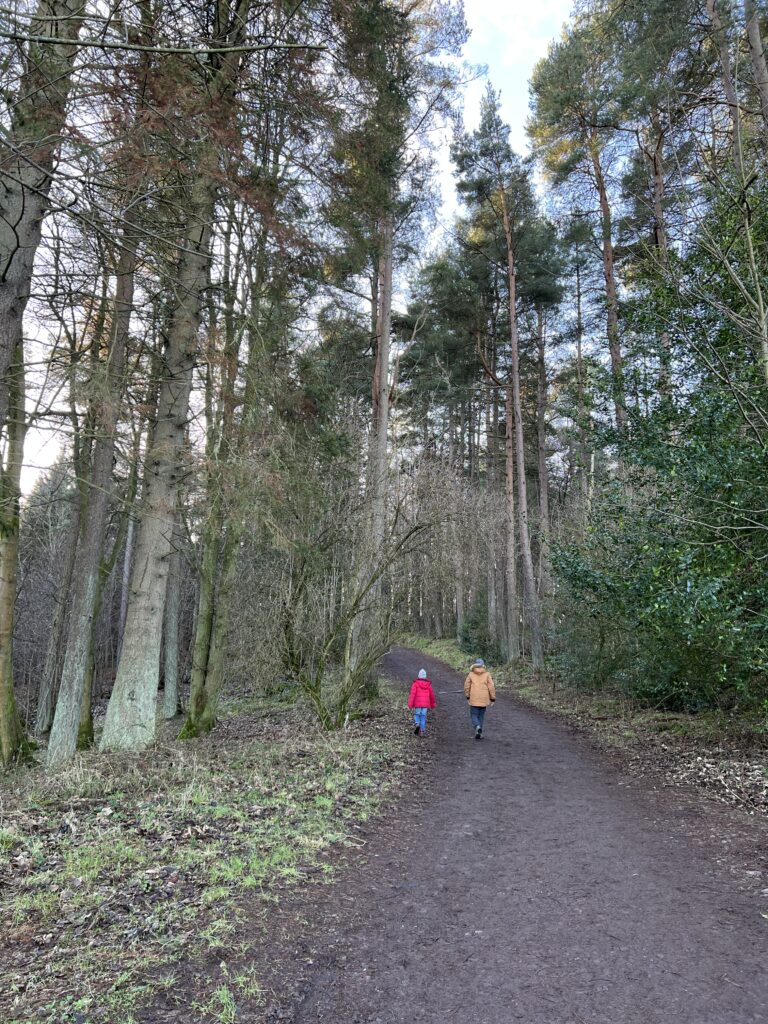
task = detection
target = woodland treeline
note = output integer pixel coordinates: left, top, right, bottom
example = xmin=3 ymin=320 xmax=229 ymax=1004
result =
xmin=2 ymin=0 xmax=768 ymax=769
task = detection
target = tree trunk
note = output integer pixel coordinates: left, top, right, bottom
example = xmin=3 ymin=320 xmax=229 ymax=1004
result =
xmin=163 ymin=520 xmax=183 ymax=719
xmin=99 ymin=0 xmax=250 ymax=753
xmin=648 ymin=137 xmax=673 ymax=396
xmin=745 ymin=0 xmax=768 ymax=134
xmin=47 ymin=228 xmax=136 ymax=767
xmin=574 ymin=251 xmax=589 ymax=501
xmin=504 ymin=385 xmax=519 ymax=660
xmin=536 ymin=306 xmax=551 ymax=599
xmin=117 ymin=515 xmax=135 ymax=662
xmin=707 ymin=0 xmax=745 ymax=171
xmin=0 ymin=341 xmax=28 ymax=764
xmin=100 ymin=186 xmax=216 ymax=752
xmin=487 ymin=560 xmax=498 ymax=653
xmin=501 ymin=193 xmax=544 ymax=669
xmin=455 ymin=542 xmax=465 ymax=641
xmin=370 ymin=211 xmax=394 ymax=551
xmin=76 ymin=650 xmax=95 ymax=751
xmin=181 ymin=527 xmax=238 ymax=736
xmin=0 ymin=0 xmax=85 ymax=435
xmin=590 ymin=144 xmax=627 ymax=430
xmin=351 ymin=210 xmax=394 ymax=694
xmin=34 ymin=503 xmax=80 ymax=735
xmin=182 ymin=511 xmax=220 ymax=733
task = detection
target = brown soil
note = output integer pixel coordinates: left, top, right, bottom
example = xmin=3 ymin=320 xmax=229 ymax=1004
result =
xmin=255 ymin=645 xmax=768 ymax=1024
xmin=139 ymin=646 xmax=768 ymax=1023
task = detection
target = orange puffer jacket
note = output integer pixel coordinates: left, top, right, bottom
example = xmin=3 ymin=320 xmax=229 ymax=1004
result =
xmin=464 ymin=666 xmax=496 ymax=707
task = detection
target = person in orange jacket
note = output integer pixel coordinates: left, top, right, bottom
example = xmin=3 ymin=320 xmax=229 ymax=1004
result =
xmin=464 ymin=658 xmax=495 ymax=740
xmin=408 ymin=668 xmax=437 ymax=736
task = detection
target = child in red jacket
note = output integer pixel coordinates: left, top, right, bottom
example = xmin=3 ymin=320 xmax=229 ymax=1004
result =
xmin=408 ymin=668 xmax=436 ymax=736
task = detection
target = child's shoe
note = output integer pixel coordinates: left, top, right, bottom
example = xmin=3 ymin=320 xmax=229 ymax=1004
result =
xmin=474 ymin=726 xmax=481 ymax=740
xmin=414 ymin=724 xmax=420 ymax=735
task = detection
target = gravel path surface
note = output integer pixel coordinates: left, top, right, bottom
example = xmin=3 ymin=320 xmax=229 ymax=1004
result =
xmin=293 ymin=646 xmax=768 ymax=1024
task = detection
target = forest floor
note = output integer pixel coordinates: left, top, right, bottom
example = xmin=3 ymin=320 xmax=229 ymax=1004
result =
xmin=0 ymin=683 xmax=416 ymax=1024
xmin=4 ymin=649 xmax=768 ymax=1023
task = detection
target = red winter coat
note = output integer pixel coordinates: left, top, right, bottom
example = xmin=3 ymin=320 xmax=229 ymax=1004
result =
xmin=408 ymin=678 xmax=436 ymax=709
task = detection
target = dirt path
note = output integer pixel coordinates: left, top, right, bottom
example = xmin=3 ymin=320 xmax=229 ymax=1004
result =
xmin=290 ymin=647 xmax=768 ymax=1024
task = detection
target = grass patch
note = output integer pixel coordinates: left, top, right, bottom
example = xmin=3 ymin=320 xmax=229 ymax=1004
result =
xmin=397 ymin=633 xmax=488 ymax=674
xmin=0 ymin=679 xmax=410 ymax=1023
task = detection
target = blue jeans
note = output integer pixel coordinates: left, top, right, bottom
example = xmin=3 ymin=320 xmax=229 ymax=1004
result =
xmin=470 ymin=705 xmax=486 ymax=732
xmin=413 ymin=707 xmax=428 ymax=732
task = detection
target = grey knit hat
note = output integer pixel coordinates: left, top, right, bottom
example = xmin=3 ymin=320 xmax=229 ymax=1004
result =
xmin=473 ymin=658 xmax=485 ymax=667
xmin=418 ymin=669 xmax=427 ymax=679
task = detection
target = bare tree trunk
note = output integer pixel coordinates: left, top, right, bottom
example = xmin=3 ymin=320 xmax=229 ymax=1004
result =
xmin=163 ymin=519 xmax=183 ymax=719
xmin=590 ymin=145 xmax=626 ymax=431
xmin=118 ymin=515 xmax=135 ymax=661
xmin=574 ymin=252 xmax=588 ymax=501
xmin=182 ymin=509 xmax=219 ymax=733
xmin=745 ymin=0 xmax=768 ymax=133
xmin=455 ymin=542 xmax=465 ymax=641
xmin=467 ymin=401 xmax=475 ymax=481
xmin=34 ymin=504 xmax=80 ymax=734
xmin=536 ymin=306 xmax=551 ymax=599
xmin=707 ymin=0 xmax=745 ymax=172
xmin=648 ymin=136 xmax=673 ymax=395
xmin=370 ymin=210 xmax=394 ymax=551
xmin=100 ymin=0 xmax=250 ymax=753
xmin=0 ymin=0 xmax=84 ymax=435
xmin=183 ymin=527 xmax=238 ymax=735
xmin=76 ymin=647 xmax=95 ymax=751
xmin=0 ymin=342 xmax=28 ymax=764
xmin=47 ymin=227 xmax=136 ymax=766
xmin=504 ymin=385 xmax=519 ymax=660
xmin=501 ymin=193 xmax=544 ymax=669
xmin=100 ymin=190 xmax=215 ymax=751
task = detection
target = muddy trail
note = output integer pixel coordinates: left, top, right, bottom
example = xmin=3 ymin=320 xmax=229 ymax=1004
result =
xmin=283 ymin=646 xmax=768 ymax=1024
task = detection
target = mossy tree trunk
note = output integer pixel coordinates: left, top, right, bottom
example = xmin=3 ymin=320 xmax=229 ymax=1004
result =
xmin=0 ymin=341 xmax=29 ymax=765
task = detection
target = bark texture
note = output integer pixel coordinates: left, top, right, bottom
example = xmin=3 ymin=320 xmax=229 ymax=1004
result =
xmin=163 ymin=521 xmax=183 ymax=719
xmin=536 ymin=307 xmax=551 ymax=599
xmin=100 ymin=0 xmax=250 ymax=752
xmin=47 ymin=226 xmax=136 ymax=766
xmin=501 ymin=193 xmax=543 ymax=668
xmin=504 ymin=385 xmax=519 ymax=660
xmin=0 ymin=0 xmax=84 ymax=434
xmin=707 ymin=0 xmax=745 ymax=171
xmin=745 ymin=0 xmax=768 ymax=134
xmin=370 ymin=211 xmax=394 ymax=551
xmin=0 ymin=342 xmax=28 ymax=764
xmin=99 ymin=179 xmax=214 ymax=752
xmin=590 ymin=144 xmax=626 ymax=431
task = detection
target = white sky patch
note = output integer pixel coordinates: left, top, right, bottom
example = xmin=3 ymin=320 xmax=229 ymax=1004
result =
xmin=428 ymin=0 xmax=573 ymax=248
xmin=461 ymin=0 xmax=573 ymax=149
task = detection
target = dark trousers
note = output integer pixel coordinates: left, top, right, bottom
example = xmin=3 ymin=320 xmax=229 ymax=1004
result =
xmin=470 ymin=705 xmax=486 ymax=731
